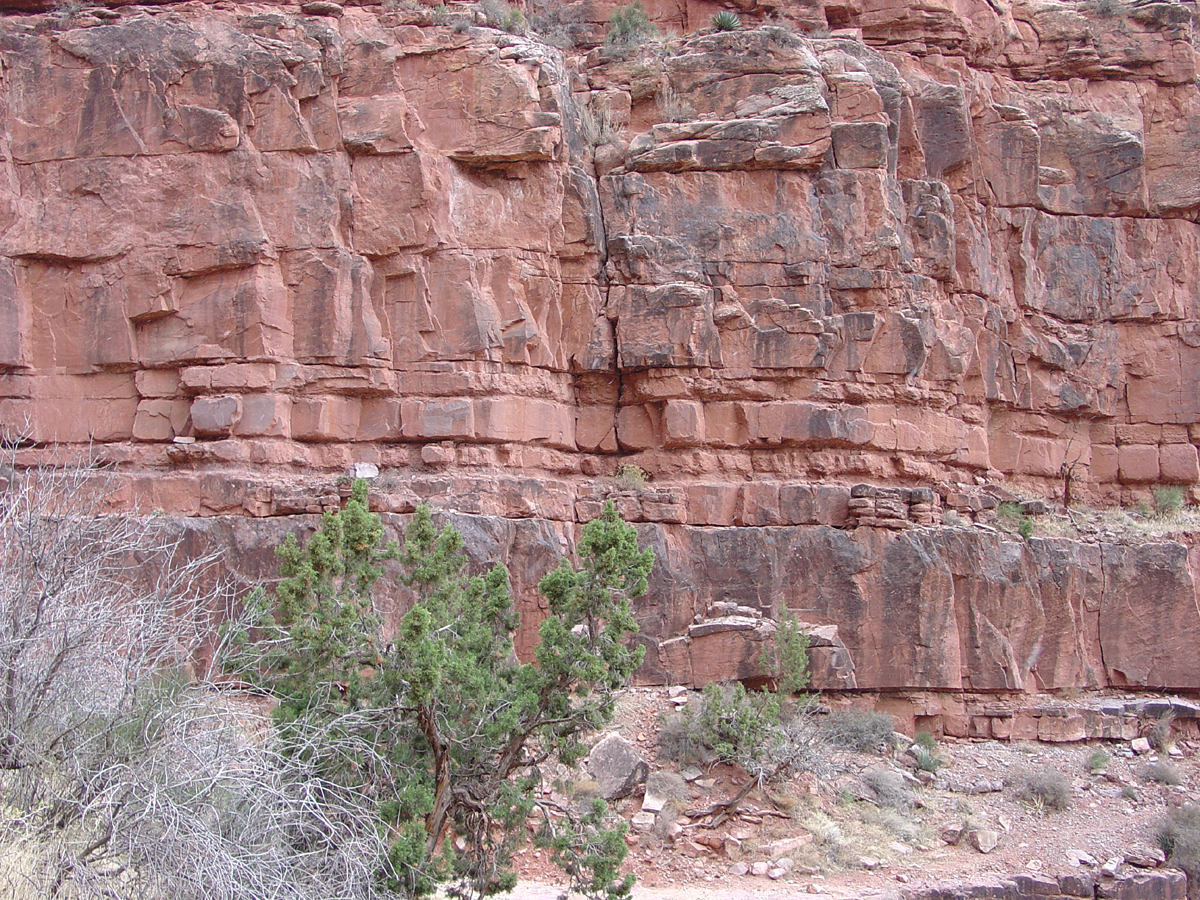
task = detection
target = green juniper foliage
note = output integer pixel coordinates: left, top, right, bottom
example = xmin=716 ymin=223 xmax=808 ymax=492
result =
xmin=231 ymin=489 xmax=652 ymax=900
xmin=685 ymin=611 xmax=820 ymax=822
xmin=544 ymin=798 xmax=634 ymax=900
xmin=695 ymin=611 xmax=809 ymax=775
xmin=246 ymin=479 xmax=397 ymax=717
xmin=762 ymin=607 xmax=811 ymax=695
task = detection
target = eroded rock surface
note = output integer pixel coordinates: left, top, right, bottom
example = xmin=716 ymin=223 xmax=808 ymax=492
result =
xmin=2 ymin=0 xmax=1199 ymax=694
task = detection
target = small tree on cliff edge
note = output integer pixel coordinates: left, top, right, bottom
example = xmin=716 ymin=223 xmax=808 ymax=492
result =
xmin=230 ymin=484 xmax=653 ymax=900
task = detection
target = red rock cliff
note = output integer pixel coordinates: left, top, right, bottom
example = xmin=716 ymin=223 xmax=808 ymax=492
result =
xmin=1 ymin=0 xmax=1199 ymax=698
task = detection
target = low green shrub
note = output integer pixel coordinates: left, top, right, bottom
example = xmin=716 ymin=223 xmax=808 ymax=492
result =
xmin=997 ymin=500 xmax=1035 ymax=539
xmin=914 ymin=730 xmax=938 ymax=752
xmin=1153 ymin=485 xmax=1186 ymax=518
xmin=1085 ymin=748 xmax=1111 ymax=772
xmin=607 ymin=3 xmax=656 ymax=45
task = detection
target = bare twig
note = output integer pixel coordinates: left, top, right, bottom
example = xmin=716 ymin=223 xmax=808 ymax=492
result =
xmin=0 ymin=454 xmax=399 ymax=900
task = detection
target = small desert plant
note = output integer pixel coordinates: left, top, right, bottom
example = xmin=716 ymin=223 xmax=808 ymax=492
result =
xmin=614 ymin=463 xmax=648 ymax=490
xmin=693 ymin=683 xmax=781 ymax=765
xmin=858 ymin=803 xmax=923 ymax=844
xmin=996 ymin=499 xmax=1021 ymax=520
xmin=1124 ymin=784 xmax=1140 ymax=800
xmin=527 ymin=0 xmax=585 ymax=47
xmin=763 ymin=23 xmax=802 ymax=46
xmin=1140 ymin=761 xmax=1184 ymax=786
xmin=580 ymin=104 xmax=622 ymax=146
xmin=656 ymin=83 xmax=692 ymax=123
xmin=914 ymin=745 xmax=945 ymax=772
xmin=480 ymin=0 xmax=526 ymax=33
xmin=656 ymin=709 xmax=702 ymax=764
xmin=607 ymin=2 xmax=657 ymax=45
xmin=909 ymin=730 xmax=945 ymax=772
xmin=52 ymin=0 xmax=84 ymax=18
xmin=1153 ymin=485 xmax=1186 ymax=518
xmin=1158 ymin=804 xmax=1200 ymax=882
xmin=644 ymin=771 xmax=690 ymax=808
xmin=502 ymin=7 xmax=527 ymax=32
xmin=688 ymin=682 xmax=829 ymax=821
xmin=1013 ymin=768 xmax=1072 ymax=812
xmin=683 ymin=614 xmax=826 ymax=822
xmin=1085 ymin=747 xmax=1111 ymax=771
xmin=1150 ymin=711 xmax=1177 ymax=752
xmin=997 ymin=500 xmax=1034 ymax=539
xmin=822 ymin=708 xmax=896 ymax=753
xmin=862 ymin=769 xmax=914 ymax=810
xmin=711 ymin=10 xmax=741 ymax=31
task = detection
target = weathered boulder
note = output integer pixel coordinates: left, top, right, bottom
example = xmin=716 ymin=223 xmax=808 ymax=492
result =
xmin=586 ymin=733 xmax=649 ymax=800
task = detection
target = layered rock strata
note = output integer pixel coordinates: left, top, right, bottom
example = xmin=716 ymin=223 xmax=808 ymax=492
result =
xmin=905 ymin=869 xmax=1186 ymax=900
xmin=1 ymin=0 xmax=1199 ymax=695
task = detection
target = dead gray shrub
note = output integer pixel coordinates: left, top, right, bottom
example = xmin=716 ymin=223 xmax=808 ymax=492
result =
xmin=862 ymin=769 xmax=914 ymax=810
xmin=1159 ymin=804 xmax=1200 ymax=884
xmin=1140 ymin=761 xmax=1184 ymax=786
xmin=1011 ymin=768 xmax=1072 ymax=812
xmin=656 ymin=83 xmax=692 ymax=123
xmin=579 ymin=103 xmax=622 ymax=146
xmin=0 ymin=459 xmax=394 ymax=900
xmin=822 ymin=707 xmax=896 ymax=753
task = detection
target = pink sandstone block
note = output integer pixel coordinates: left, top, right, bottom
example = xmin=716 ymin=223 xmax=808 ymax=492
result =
xmin=1118 ymin=444 xmax=1160 ymax=483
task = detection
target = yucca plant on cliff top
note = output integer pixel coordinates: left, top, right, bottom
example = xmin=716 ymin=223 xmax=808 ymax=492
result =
xmin=712 ymin=10 xmax=741 ymax=31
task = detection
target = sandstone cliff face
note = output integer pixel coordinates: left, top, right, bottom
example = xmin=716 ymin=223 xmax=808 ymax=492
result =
xmin=1 ymin=0 xmax=1199 ymax=695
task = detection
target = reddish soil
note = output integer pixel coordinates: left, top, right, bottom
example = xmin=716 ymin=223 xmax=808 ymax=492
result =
xmin=511 ymin=688 xmax=1198 ymax=898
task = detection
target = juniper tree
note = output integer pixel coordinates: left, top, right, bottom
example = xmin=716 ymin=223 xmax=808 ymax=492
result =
xmin=234 ymin=488 xmax=653 ymax=900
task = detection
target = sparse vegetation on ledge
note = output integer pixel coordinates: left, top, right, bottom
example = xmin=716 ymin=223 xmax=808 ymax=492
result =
xmin=1034 ymin=504 xmax=1200 ymax=541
